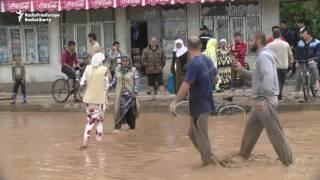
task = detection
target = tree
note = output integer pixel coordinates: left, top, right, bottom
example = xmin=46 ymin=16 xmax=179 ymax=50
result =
xmin=280 ymin=0 xmax=320 ymax=38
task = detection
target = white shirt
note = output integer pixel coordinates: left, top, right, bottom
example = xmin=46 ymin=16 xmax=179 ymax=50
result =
xmin=267 ymin=38 xmax=294 ymax=69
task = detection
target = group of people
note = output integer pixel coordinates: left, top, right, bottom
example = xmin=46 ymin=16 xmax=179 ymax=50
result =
xmin=169 ymin=33 xmax=293 ymax=167
xmin=59 ymin=33 xmax=140 ymax=150
xmin=266 ymin=20 xmax=320 ymax=101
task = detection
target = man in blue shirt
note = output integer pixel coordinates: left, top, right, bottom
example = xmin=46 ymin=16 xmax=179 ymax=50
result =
xmin=169 ymin=36 xmax=220 ymax=166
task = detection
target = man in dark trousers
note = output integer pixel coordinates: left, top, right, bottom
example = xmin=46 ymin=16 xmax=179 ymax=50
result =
xmin=169 ymin=36 xmax=220 ymax=166
xmin=232 ymin=32 xmax=293 ymax=166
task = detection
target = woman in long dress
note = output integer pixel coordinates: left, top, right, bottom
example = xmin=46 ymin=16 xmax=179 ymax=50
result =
xmin=79 ymin=52 xmax=109 ymax=150
xmin=170 ymin=39 xmax=189 ymax=94
xmin=110 ymin=55 xmax=140 ymax=134
xmin=216 ymin=39 xmax=232 ymax=90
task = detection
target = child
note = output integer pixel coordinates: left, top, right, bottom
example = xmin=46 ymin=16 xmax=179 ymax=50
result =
xmin=79 ymin=53 xmax=109 ymax=150
xmin=11 ymin=57 xmax=27 ymax=104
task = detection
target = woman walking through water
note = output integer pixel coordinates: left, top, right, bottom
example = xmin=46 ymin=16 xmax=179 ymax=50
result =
xmin=79 ymin=53 xmax=109 ymax=150
xmin=110 ymin=55 xmax=140 ymax=134
xmin=171 ymin=39 xmax=189 ymax=94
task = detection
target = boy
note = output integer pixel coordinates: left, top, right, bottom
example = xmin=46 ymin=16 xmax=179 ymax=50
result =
xmin=11 ymin=57 xmax=27 ymax=105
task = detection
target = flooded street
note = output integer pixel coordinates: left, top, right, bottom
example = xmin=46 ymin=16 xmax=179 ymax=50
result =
xmin=0 ymin=111 xmax=320 ymax=180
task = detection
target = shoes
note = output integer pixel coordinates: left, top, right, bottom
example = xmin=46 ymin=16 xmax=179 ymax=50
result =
xmin=294 ymin=92 xmax=300 ymax=99
xmin=10 ymin=101 xmax=15 ymax=105
xmin=21 ymin=99 xmax=27 ymax=104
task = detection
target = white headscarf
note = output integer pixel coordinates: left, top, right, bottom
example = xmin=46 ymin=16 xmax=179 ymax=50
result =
xmin=91 ymin=53 xmax=105 ymax=68
xmin=173 ymin=39 xmax=188 ymax=58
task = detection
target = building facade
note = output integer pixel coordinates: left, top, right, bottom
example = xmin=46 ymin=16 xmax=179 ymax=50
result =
xmin=0 ymin=0 xmax=280 ymax=93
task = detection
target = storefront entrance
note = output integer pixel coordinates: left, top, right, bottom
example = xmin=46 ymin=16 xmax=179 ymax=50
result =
xmin=131 ymin=21 xmax=148 ymax=73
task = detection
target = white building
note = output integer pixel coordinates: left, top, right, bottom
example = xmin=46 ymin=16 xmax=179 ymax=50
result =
xmin=0 ymin=0 xmax=280 ymax=93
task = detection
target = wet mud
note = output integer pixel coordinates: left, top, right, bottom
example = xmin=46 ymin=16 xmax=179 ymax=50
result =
xmin=0 ymin=111 xmax=319 ymax=180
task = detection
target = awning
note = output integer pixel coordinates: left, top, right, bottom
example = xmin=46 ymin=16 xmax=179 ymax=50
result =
xmin=1 ymin=0 xmax=225 ymax=12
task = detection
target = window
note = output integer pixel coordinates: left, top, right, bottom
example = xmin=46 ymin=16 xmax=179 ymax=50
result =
xmin=201 ymin=0 xmax=261 ymax=45
xmin=161 ymin=5 xmax=187 ymax=59
xmin=0 ymin=14 xmax=50 ymax=64
xmin=61 ymin=10 xmax=115 ymax=61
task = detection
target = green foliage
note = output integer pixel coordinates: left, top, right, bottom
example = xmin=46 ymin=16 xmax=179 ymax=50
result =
xmin=280 ymin=0 xmax=320 ymax=38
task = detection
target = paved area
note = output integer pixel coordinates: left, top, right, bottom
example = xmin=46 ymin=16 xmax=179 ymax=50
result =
xmin=1 ymin=111 xmax=320 ymax=180
xmin=1 ymin=86 xmax=320 ymax=112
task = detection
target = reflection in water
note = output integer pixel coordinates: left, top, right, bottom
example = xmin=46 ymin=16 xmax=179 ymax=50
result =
xmin=0 ymin=112 xmax=319 ymax=180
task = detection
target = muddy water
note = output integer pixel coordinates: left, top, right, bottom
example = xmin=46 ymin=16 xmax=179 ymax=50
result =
xmin=0 ymin=111 xmax=320 ymax=180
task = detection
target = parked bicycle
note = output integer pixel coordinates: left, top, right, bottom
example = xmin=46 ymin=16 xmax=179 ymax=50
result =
xmin=295 ymin=59 xmax=318 ymax=102
xmin=51 ymin=68 xmax=85 ymax=103
xmin=173 ymin=96 xmax=246 ymax=117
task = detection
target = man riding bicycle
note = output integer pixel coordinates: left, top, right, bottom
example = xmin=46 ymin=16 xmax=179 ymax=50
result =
xmin=61 ymin=41 xmax=81 ymax=101
xmin=294 ymin=29 xmax=320 ymax=98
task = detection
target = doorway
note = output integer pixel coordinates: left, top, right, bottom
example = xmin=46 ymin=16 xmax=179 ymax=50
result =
xmin=130 ymin=21 xmax=148 ymax=74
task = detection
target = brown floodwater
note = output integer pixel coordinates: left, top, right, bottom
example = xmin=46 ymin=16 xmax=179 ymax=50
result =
xmin=0 ymin=111 xmax=320 ymax=180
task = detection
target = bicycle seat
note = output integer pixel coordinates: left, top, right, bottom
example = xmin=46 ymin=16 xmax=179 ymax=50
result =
xmin=223 ymin=96 xmax=233 ymax=102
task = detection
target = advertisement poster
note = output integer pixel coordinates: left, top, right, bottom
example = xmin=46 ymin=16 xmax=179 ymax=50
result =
xmin=37 ymin=26 xmax=49 ymax=63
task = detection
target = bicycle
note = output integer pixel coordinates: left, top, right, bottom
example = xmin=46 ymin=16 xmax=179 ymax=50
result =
xmin=295 ymin=59 xmax=318 ymax=102
xmin=51 ymin=68 xmax=85 ymax=103
xmin=173 ymin=96 xmax=246 ymax=117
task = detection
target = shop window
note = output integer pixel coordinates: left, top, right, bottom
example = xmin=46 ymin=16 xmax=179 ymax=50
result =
xmin=161 ymin=6 xmax=187 ymax=59
xmin=0 ymin=13 xmax=50 ymax=65
xmin=61 ymin=10 xmax=115 ymax=61
xmin=0 ymin=28 xmax=9 ymax=64
xmin=103 ymin=23 xmax=115 ymax=53
xmin=37 ymin=26 xmax=50 ymax=63
xmin=201 ymin=1 xmax=261 ymax=53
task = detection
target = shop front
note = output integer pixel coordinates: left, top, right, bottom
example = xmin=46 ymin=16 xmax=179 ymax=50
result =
xmin=0 ymin=0 xmax=280 ymax=93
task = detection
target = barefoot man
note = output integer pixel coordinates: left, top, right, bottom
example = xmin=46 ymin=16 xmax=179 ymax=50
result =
xmin=232 ymin=32 xmax=293 ymax=166
xmin=169 ymin=36 xmax=220 ymax=166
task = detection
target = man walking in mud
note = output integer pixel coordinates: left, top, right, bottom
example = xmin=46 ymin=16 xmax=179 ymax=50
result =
xmin=169 ymin=36 xmax=221 ymax=166
xmin=232 ymin=32 xmax=293 ymax=166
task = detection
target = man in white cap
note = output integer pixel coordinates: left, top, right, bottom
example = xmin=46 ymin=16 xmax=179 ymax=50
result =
xmin=79 ymin=52 xmax=109 ymax=150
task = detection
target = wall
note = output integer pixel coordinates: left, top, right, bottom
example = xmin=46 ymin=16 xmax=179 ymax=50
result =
xmin=187 ymin=3 xmax=200 ymax=37
xmin=261 ymin=0 xmax=280 ymax=37
xmin=0 ymin=18 xmax=61 ymax=84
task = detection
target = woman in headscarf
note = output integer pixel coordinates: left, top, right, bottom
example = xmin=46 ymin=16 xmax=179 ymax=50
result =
xmin=110 ymin=55 xmax=140 ymax=134
xmin=79 ymin=52 xmax=109 ymax=150
xmin=216 ymin=39 xmax=232 ymax=90
xmin=204 ymin=38 xmax=223 ymax=92
xmin=170 ymin=39 xmax=189 ymax=94
xmin=204 ymin=38 xmax=218 ymax=68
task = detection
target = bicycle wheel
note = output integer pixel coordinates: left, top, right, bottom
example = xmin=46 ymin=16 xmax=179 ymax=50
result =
xmin=174 ymin=101 xmax=189 ymax=116
xmin=302 ymin=74 xmax=311 ymax=102
xmin=52 ymin=79 xmax=69 ymax=103
xmin=76 ymin=82 xmax=85 ymax=101
xmin=218 ymin=105 xmax=246 ymax=117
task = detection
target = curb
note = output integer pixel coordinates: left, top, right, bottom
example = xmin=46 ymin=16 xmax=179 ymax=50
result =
xmin=1 ymin=101 xmax=320 ymax=113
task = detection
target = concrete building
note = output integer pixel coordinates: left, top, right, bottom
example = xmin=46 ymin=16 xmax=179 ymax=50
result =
xmin=0 ymin=0 xmax=280 ymax=93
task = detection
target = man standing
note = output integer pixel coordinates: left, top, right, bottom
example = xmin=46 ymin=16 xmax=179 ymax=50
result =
xmin=199 ymin=25 xmax=212 ymax=52
xmin=108 ymin=41 xmax=122 ymax=78
xmin=141 ymin=37 xmax=166 ymax=100
xmin=87 ymin=33 xmax=100 ymax=59
xmin=231 ymin=32 xmax=247 ymax=90
xmin=61 ymin=41 xmax=81 ymax=101
xmin=267 ymin=26 xmax=294 ymax=101
xmin=169 ymin=36 xmax=220 ymax=166
xmin=280 ymin=20 xmax=295 ymax=49
xmin=294 ymin=29 xmax=320 ymax=99
xmin=233 ymin=32 xmax=293 ymax=166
